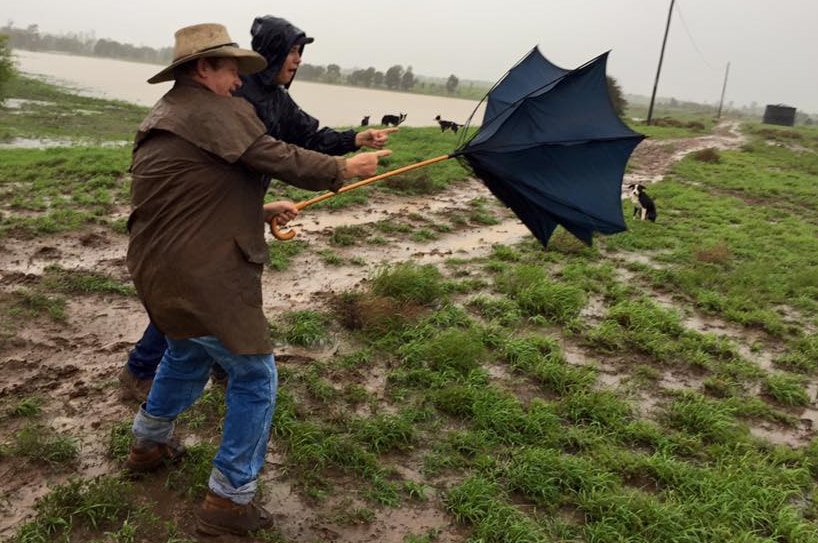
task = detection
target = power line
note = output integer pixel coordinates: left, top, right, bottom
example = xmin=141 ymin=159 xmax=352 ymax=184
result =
xmin=673 ymin=1 xmax=720 ymax=71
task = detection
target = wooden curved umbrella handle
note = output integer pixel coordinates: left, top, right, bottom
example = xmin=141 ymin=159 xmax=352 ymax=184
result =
xmin=269 ymin=154 xmax=452 ymax=241
xmin=270 ymin=215 xmax=300 ymax=240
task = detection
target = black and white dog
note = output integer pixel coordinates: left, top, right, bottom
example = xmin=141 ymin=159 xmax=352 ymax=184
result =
xmin=627 ymin=183 xmax=657 ymax=222
xmin=381 ymin=112 xmax=407 ymax=127
xmin=434 ymin=115 xmax=461 ymax=133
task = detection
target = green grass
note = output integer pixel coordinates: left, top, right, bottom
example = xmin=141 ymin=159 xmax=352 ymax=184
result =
xmin=8 ymin=423 xmax=80 ymax=466
xmin=0 ymin=144 xmax=132 ymax=238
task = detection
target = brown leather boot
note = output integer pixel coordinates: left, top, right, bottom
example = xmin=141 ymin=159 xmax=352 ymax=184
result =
xmin=118 ymin=366 xmax=153 ymax=403
xmin=125 ymin=438 xmax=186 ymax=473
xmin=196 ymin=490 xmax=274 ymax=536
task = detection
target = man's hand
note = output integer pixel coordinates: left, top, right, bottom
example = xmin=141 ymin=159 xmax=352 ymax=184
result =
xmin=344 ymin=149 xmax=392 ymax=179
xmin=355 ymin=128 xmax=399 ymax=149
xmin=263 ymin=200 xmax=299 ymax=226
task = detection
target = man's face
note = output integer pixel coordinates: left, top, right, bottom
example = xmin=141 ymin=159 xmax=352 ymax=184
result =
xmin=198 ymin=58 xmax=242 ymax=96
xmin=275 ymin=45 xmax=302 ymax=86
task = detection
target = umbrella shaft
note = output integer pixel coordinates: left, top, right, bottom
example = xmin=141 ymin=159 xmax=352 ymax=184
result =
xmin=295 ymin=154 xmax=452 ymax=211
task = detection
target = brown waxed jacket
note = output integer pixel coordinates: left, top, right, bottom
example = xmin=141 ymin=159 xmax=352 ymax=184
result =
xmin=127 ymin=79 xmax=346 ymax=354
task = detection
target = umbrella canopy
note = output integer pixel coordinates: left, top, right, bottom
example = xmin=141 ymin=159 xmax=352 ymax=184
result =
xmin=482 ymin=46 xmax=570 ymax=124
xmin=454 ymin=47 xmax=645 ymax=246
xmin=271 ymin=47 xmax=645 ymax=248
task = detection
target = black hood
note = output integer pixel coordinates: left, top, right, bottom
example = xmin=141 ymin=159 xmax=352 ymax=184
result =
xmin=249 ymin=15 xmax=314 ymax=89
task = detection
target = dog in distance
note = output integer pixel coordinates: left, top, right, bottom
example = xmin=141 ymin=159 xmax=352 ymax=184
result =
xmin=627 ymin=183 xmax=657 ymax=222
xmin=434 ymin=115 xmax=461 ymax=133
xmin=381 ymin=112 xmax=407 ymax=126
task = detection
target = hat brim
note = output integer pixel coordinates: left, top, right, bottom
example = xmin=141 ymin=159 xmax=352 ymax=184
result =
xmin=295 ymin=36 xmax=315 ymax=46
xmin=147 ymin=46 xmax=267 ymax=84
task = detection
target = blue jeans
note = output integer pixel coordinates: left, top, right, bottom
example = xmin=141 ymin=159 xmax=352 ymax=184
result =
xmin=127 ymin=322 xmax=227 ymax=381
xmin=126 ymin=322 xmax=167 ymax=379
xmin=131 ymin=335 xmax=278 ymax=504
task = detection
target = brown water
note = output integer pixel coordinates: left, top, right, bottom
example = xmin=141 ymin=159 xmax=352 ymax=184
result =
xmin=13 ymin=50 xmax=485 ymax=128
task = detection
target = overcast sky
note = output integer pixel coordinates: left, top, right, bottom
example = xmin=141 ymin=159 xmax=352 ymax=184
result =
xmin=5 ymin=0 xmax=818 ymax=113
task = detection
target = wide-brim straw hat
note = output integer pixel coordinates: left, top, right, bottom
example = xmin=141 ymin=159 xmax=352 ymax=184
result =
xmin=148 ymin=23 xmax=267 ymax=84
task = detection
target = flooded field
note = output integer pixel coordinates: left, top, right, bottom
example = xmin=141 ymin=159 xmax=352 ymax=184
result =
xmin=12 ymin=50 xmax=486 ymax=128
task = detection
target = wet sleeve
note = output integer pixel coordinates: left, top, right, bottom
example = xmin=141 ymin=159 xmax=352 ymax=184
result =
xmin=302 ymin=126 xmax=359 ymax=155
xmin=239 ymin=135 xmax=345 ymax=192
xmin=280 ymin=94 xmax=359 ymax=154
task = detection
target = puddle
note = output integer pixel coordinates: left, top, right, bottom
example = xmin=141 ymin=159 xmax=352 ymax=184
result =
xmin=2 ymin=98 xmax=57 ymax=109
xmin=0 ymin=137 xmax=130 ymax=149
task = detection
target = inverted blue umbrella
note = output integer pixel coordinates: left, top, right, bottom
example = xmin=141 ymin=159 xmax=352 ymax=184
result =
xmin=272 ymin=46 xmax=645 ymax=248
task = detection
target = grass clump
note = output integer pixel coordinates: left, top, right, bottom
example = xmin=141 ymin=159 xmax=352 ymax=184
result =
xmin=8 ymin=423 xmax=80 ymax=466
xmin=370 ymin=261 xmax=448 ymax=305
xmin=7 ymin=477 xmax=139 ymax=543
xmin=272 ymin=309 xmax=333 ymax=347
xmin=494 ymin=264 xmax=586 ymax=324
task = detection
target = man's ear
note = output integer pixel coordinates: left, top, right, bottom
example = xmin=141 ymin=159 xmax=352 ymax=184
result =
xmin=194 ymin=58 xmax=210 ymax=79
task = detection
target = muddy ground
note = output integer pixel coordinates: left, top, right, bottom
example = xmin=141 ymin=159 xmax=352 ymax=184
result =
xmin=0 ymin=122 xmax=757 ymax=541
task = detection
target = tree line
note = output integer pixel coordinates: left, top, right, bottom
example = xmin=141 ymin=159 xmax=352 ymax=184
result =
xmin=0 ymin=23 xmax=629 ymax=114
xmin=0 ymin=24 xmax=479 ymax=98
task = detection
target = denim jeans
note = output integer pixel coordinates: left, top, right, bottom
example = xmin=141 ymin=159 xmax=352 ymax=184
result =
xmin=132 ymin=335 xmax=278 ymax=504
xmin=126 ymin=322 xmax=167 ymax=379
xmin=127 ymin=322 xmax=227 ymax=381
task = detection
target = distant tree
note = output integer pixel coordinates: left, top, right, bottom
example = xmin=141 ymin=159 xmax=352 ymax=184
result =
xmin=93 ymin=38 xmax=120 ymax=57
xmin=364 ymin=67 xmax=378 ymax=87
xmin=373 ymin=71 xmax=384 ymax=87
xmin=400 ymin=66 xmax=415 ymax=91
xmin=385 ymin=65 xmax=403 ymax=90
xmin=0 ymin=33 xmax=15 ymax=101
xmin=606 ymin=75 xmax=628 ymax=117
xmin=446 ymin=74 xmax=459 ymax=94
xmin=325 ymin=64 xmax=342 ymax=84
xmin=1 ymin=23 xmax=40 ymax=50
xmin=297 ymin=63 xmax=325 ymax=81
xmin=348 ymin=67 xmax=377 ymax=88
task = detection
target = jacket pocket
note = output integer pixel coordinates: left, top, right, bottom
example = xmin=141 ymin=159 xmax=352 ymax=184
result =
xmin=233 ymin=235 xmax=268 ymax=265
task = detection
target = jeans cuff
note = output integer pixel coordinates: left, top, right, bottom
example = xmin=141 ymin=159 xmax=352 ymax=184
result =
xmin=132 ymin=403 xmax=175 ymax=444
xmin=208 ymin=467 xmax=257 ymax=505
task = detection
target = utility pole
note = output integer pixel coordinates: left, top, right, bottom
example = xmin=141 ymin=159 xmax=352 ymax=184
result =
xmin=716 ymin=61 xmax=730 ymax=122
xmin=647 ymin=0 xmax=674 ymax=125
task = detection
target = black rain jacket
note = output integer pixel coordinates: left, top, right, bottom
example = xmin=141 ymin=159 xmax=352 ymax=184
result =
xmin=236 ymin=16 xmax=358 ymax=159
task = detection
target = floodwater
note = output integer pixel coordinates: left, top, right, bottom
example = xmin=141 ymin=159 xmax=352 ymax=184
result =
xmin=12 ymin=50 xmax=485 ymax=128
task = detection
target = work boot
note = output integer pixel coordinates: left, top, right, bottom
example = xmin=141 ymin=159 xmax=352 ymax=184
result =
xmin=210 ymin=365 xmax=228 ymax=390
xmin=125 ymin=437 xmax=186 ymax=473
xmin=118 ymin=365 xmax=153 ymax=403
xmin=196 ymin=490 xmax=274 ymax=536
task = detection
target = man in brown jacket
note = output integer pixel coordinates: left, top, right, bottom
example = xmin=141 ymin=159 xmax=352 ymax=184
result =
xmin=124 ymin=23 xmax=390 ymax=536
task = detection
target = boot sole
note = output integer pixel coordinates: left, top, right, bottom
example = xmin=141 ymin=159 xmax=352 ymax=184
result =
xmin=124 ymin=446 xmax=186 ymax=473
xmin=196 ymin=516 xmax=274 ymax=536
xmin=196 ymin=519 xmax=259 ymax=537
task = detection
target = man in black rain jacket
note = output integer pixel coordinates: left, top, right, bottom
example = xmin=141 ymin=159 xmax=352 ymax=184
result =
xmin=238 ymin=15 xmax=395 ymax=175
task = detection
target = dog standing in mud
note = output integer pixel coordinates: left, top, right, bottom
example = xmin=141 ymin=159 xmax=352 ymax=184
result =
xmin=628 ymin=183 xmax=657 ymax=222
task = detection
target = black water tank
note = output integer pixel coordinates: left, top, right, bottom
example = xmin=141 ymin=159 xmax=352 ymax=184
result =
xmin=763 ymin=104 xmax=796 ymax=126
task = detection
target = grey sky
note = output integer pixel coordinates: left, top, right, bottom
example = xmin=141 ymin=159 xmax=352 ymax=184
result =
xmin=5 ymin=0 xmax=818 ymax=113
